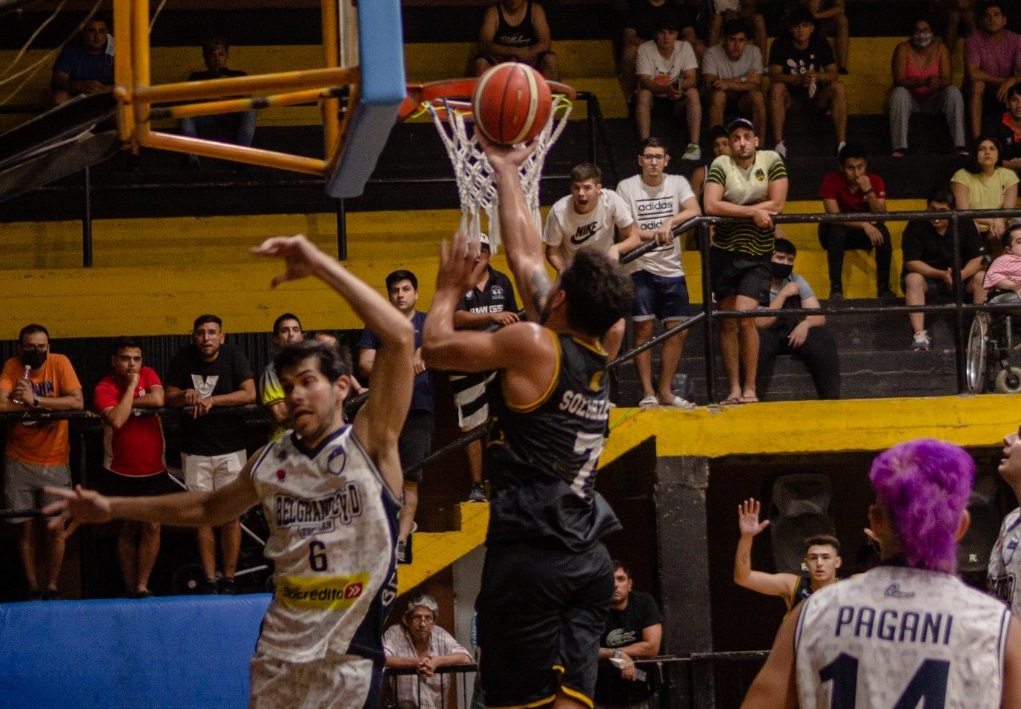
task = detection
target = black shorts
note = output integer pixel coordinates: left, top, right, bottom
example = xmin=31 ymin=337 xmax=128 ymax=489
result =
xmin=92 ymin=468 xmax=176 ymax=497
xmin=709 ymin=247 xmax=771 ymax=304
xmin=477 ymin=541 xmax=613 ymax=708
xmin=398 ymin=410 xmax=434 ymax=483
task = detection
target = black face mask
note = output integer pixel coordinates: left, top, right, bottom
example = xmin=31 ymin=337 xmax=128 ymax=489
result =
xmin=21 ymin=349 xmax=47 ymax=369
xmin=770 ymin=262 xmax=794 ymax=280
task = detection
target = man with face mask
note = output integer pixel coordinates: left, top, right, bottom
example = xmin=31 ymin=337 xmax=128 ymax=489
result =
xmin=754 ymin=239 xmax=840 ymax=400
xmin=0 ymin=324 xmax=84 ymax=599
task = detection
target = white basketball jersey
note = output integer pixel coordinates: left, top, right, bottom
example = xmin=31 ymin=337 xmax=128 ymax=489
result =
xmin=616 ymin=173 xmax=695 ymax=278
xmin=989 ymin=507 xmax=1021 ymax=617
xmin=249 ymin=425 xmax=400 ymax=663
xmin=795 ymin=565 xmax=1010 ymax=709
xmin=542 ymin=191 xmax=633 ymax=262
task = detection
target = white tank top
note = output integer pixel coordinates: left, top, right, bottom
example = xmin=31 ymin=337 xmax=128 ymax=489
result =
xmin=249 ymin=425 xmax=400 ymax=663
xmin=795 ymin=564 xmax=1010 ymax=708
xmin=989 ymin=507 xmax=1021 ymax=618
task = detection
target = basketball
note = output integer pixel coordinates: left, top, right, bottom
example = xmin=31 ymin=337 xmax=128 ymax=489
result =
xmin=472 ymin=63 xmax=553 ymax=146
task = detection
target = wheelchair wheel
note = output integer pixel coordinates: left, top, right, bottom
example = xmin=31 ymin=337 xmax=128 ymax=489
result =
xmin=171 ymin=563 xmax=207 ymax=595
xmin=966 ymin=313 xmax=989 ymax=394
xmin=995 ymin=366 xmax=1021 ymax=394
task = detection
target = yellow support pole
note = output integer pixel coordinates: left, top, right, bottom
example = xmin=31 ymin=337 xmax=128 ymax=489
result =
xmin=141 ymin=131 xmax=327 ymax=175
xmin=130 ymin=0 xmax=151 ymax=133
xmin=128 ymin=67 xmax=360 ymax=105
xmin=150 ymin=87 xmax=349 ymax=121
xmin=112 ymin=0 xmax=133 ymax=143
xmin=321 ymin=0 xmax=341 ymax=158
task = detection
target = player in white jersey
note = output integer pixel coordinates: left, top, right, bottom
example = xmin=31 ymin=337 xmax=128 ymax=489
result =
xmin=45 ymin=235 xmax=415 ymax=709
xmin=544 ymin=161 xmax=643 ymax=358
xmin=990 ymin=424 xmax=1021 ymax=617
xmin=616 ymin=137 xmax=701 ymax=409
xmin=742 ymin=438 xmax=1021 ymax=709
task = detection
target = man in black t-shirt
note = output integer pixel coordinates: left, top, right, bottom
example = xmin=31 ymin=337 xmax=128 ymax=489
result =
xmin=902 ymin=188 xmax=987 ymax=351
xmin=166 ymin=314 xmax=256 ymax=593
xmin=766 ymin=8 xmax=847 ymax=158
xmin=595 ymin=562 xmax=663 ymax=708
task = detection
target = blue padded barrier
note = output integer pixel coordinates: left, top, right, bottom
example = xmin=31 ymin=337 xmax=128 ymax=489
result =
xmin=0 ymin=594 xmax=271 ymax=709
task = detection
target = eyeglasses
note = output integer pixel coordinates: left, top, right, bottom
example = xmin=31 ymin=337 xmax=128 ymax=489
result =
xmin=409 ymin=614 xmax=435 ymax=623
xmin=640 ymin=154 xmax=666 ymax=162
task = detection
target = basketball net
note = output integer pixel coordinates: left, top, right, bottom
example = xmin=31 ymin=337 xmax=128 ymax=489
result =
xmin=424 ymin=94 xmax=572 ymax=253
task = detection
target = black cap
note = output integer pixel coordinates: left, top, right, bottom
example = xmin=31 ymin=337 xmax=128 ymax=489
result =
xmin=726 ymin=117 xmax=755 ymax=134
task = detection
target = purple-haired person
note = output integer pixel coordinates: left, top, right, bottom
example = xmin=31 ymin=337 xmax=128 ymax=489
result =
xmin=741 ymin=439 xmax=1021 ymax=709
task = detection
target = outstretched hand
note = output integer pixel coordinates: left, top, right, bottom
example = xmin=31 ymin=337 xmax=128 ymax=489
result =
xmin=437 ymin=230 xmax=489 ymax=296
xmin=251 ymin=235 xmax=328 ymax=287
xmin=476 ymin=130 xmax=538 ymax=173
xmin=738 ymin=498 xmax=769 ymax=536
xmin=41 ymin=485 xmax=113 ymax=534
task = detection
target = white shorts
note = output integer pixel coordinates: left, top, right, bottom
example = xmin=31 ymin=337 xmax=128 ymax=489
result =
xmin=182 ymin=450 xmax=247 ymax=492
xmin=248 ymin=652 xmax=380 ymax=709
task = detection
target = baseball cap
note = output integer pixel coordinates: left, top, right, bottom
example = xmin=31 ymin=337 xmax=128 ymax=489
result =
xmin=479 ymin=233 xmax=491 ymax=248
xmin=726 ymin=117 xmax=755 ymax=134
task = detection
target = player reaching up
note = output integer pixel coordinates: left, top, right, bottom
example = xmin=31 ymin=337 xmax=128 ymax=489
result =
xmin=423 ymin=135 xmax=634 ymax=709
xmin=45 ymin=235 xmax=414 ymax=709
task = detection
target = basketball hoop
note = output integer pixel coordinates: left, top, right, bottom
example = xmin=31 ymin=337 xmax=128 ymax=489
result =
xmin=400 ymin=77 xmax=576 ymax=253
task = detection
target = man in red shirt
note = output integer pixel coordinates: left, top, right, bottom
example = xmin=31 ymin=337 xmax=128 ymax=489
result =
xmin=817 ymin=143 xmax=894 ymax=302
xmin=93 ymin=337 xmax=171 ymax=598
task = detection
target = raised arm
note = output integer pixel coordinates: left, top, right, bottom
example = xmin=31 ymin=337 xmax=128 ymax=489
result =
xmin=734 ymin=498 xmax=800 ymax=603
xmin=251 ymin=236 xmax=414 ymax=487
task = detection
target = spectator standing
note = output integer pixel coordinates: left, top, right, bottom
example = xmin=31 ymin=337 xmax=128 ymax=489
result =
xmin=0 ymin=324 xmax=83 ymax=600
xmin=703 ymin=117 xmax=788 ymax=405
xmin=452 ymin=235 xmax=519 ymax=502
xmin=965 ymin=0 xmax=1021 ymax=140
xmin=634 ymin=13 xmax=702 ymax=159
xmin=359 ymin=270 xmax=433 ymax=565
xmin=734 ymin=499 xmax=842 ymax=611
xmin=755 ymin=239 xmax=841 ymax=400
xmin=260 ymin=312 xmax=303 ymax=441
xmin=767 ymin=8 xmax=848 ymax=158
xmin=383 ymin=595 xmax=473 ymax=709
xmin=51 ymin=16 xmax=114 ymax=104
xmin=616 ymin=137 xmax=702 ymax=409
xmin=902 ymin=188 xmax=987 ymax=350
xmin=92 ymin=337 xmax=170 ymax=599
xmin=544 ymin=162 xmax=642 ymax=358
xmin=888 ymin=17 xmax=968 ymax=157
xmin=166 ymin=314 xmax=256 ymax=594
xmin=594 ymin=562 xmax=663 ymax=709
xmin=818 ymin=143 xmax=894 ymax=301
xmin=475 ymin=0 xmax=559 ymax=81
xmin=994 ymin=83 xmax=1021 ymax=171
xmin=702 ymin=19 xmax=766 ymax=145
xmin=950 ymin=133 xmax=1019 ymax=246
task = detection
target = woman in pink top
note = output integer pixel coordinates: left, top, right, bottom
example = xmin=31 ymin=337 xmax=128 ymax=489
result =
xmin=887 ymin=17 xmax=967 ymax=156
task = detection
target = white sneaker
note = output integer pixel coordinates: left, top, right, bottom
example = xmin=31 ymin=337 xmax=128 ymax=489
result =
xmin=774 ymin=140 xmax=787 ymax=159
xmin=682 ymin=143 xmax=701 ymax=161
xmin=836 ymin=140 xmax=846 ymax=156
xmin=911 ymin=331 xmax=931 ymax=351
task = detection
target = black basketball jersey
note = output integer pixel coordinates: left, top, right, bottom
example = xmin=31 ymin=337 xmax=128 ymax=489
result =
xmin=485 ymin=331 xmax=621 ymax=551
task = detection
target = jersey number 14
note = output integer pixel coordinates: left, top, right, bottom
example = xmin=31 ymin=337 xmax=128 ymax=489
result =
xmin=820 ymin=653 xmax=949 ymax=708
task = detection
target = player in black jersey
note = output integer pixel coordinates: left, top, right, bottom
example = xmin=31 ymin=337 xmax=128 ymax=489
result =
xmin=424 ymin=136 xmax=634 ymax=709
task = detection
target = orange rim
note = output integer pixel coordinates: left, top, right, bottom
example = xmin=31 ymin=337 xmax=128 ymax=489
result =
xmin=398 ymin=77 xmax=576 ymax=121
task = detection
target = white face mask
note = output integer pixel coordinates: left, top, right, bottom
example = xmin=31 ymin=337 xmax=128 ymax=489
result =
xmin=911 ymin=31 xmax=933 ymax=48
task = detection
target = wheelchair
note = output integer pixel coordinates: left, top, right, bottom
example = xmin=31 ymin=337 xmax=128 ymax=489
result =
xmin=965 ymin=292 xmax=1021 ymax=394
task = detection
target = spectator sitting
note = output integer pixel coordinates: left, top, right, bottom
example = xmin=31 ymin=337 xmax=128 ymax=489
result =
xmin=983 ymin=223 xmax=1021 ymax=300
xmin=964 ymin=1 xmax=1021 ymax=141
xmin=902 ymin=188 xmax=987 ymax=351
xmin=767 ymin=8 xmax=848 ymax=159
xmin=708 ymin=0 xmax=767 ymax=57
xmin=887 ymin=17 xmax=968 ymax=157
xmin=993 ymin=83 xmax=1021 ymax=172
xmin=689 ymin=123 xmax=731 ymax=204
xmin=594 ymin=561 xmax=663 ymax=708
xmin=383 ymin=594 xmax=472 ymax=709
xmin=475 ymin=0 xmax=559 ymax=81
xmin=259 ymin=313 xmax=303 ymax=441
xmin=51 ymin=15 xmax=114 ymax=105
xmin=181 ymin=33 xmax=257 ymax=168
xmin=702 ymin=18 xmax=766 ymax=146
xmin=950 ymin=133 xmax=1019 ymax=248
xmin=786 ymin=0 xmax=849 ymax=74
xmin=618 ymin=0 xmax=704 ymax=99
xmin=755 ymin=238 xmax=841 ymax=400
xmin=92 ymin=337 xmax=171 ymax=599
xmin=634 ymin=12 xmax=702 ymax=159
xmin=818 ymin=143 xmax=895 ymax=301
xmin=930 ymin=0 xmax=976 ymax=53
xmin=0 ymin=324 xmax=84 ymax=600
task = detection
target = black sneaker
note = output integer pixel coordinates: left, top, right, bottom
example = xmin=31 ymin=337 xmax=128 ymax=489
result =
xmin=197 ymin=577 xmax=219 ymax=595
xmin=132 ymin=589 xmax=154 ymax=599
xmin=828 ymin=288 xmax=844 ymax=303
xmin=467 ymin=483 xmax=487 ymax=503
xmin=396 ymin=536 xmax=412 ymax=565
xmin=217 ymin=577 xmax=238 ymax=595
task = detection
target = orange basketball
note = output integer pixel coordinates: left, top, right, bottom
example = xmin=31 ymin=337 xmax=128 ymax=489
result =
xmin=472 ymin=63 xmax=553 ymax=146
